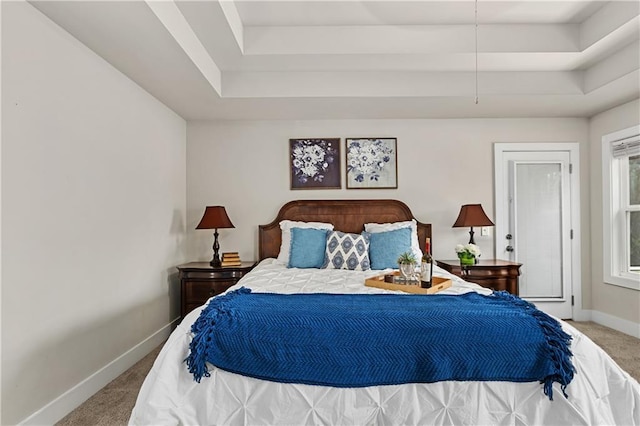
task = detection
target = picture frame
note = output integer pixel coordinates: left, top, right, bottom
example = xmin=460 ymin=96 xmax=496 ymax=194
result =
xmin=346 ymin=137 xmax=398 ymax=189
xmin=289 ymin=138 xmax=341 ymax=190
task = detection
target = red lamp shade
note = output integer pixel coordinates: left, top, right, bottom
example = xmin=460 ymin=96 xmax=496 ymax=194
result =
xmin=452 ymin=204 xmax=494 ymax=228
xmin=452 ymin=204 xmax=494 ymax=245
xmin=196 ymin=206 xmax=235 ymax=230
xmin=196 ymin=206 xmax=234 ymax=267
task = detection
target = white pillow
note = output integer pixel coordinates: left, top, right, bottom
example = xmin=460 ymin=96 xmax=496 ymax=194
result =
xmin=276 ymin=220 xmax=334 ymax=265
xmin=364 ymin=219 xmax=423 ymax=262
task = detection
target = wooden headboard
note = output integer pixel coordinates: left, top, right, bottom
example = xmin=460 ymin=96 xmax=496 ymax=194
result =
xmin=258 ymin=199 xmax=431 ymax=261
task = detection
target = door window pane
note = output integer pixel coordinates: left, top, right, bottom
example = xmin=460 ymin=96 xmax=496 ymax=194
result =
xmin=515 ymin=163 xmax=563 ymax=298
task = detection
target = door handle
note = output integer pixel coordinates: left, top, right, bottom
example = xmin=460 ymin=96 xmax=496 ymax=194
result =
xmin=506 ymin=245 xmax=514 ymax=252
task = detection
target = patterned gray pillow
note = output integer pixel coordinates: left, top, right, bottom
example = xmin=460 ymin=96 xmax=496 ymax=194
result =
xmin=322 ymin=231 xmax=370 ymax=271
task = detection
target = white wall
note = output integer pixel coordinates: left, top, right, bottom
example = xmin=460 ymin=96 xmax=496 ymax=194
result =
xmin=187 ymin=118 xmax=590 ymax=303
xmin=589 ymin=99 xmax=640 ymax=330
xmin=1 ymin=3 xmax=187 ymax=424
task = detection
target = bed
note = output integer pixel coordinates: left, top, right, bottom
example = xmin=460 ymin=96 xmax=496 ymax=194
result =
xmin=130 ymin=199 xmax=640 ymax=426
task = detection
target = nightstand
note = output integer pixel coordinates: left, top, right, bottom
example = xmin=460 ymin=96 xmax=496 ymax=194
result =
xmin=177 ymin=261 xmax=257 ymax=319
xmin=436 ymin=259 xmax=522 ymax=295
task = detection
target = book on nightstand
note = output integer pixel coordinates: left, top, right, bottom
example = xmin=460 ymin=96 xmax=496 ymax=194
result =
xmin=221 ymin=252 xmax=242 ymax=267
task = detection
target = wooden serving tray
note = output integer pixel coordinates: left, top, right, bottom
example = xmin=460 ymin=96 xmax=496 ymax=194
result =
xmin=365 ymin=272 xmax=452 ymax=294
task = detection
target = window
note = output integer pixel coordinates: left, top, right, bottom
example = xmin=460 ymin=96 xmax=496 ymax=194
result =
xmin=602 ymin=125 xmax=640 ymax=290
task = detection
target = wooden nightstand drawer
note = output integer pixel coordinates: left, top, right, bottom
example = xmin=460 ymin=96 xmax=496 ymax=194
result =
xmin=436 ymin=259 xmax=522 ymax=295
xmin=181 ymin=270 xmax=245 ymax=280
xmin=462 ymin=268 xmax=512 ymax=278
xmin=185 ymin=280 xmax=235 ymax=301
xmin=177 ymin=261 xmax=257 ymax=320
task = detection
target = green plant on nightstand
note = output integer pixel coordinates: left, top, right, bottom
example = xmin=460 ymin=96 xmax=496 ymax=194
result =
xmin=455 ymin=243 xmax=482 ymax=266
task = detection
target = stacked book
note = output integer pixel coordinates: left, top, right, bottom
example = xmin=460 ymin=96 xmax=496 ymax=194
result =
xmin=221 ymin=252 xmax=242 ymax=267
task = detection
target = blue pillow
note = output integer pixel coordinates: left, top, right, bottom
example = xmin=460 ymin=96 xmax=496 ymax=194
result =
xmin=367 ymin=227 xmax=413 ymax=270
xmin=288 ymin=227 xmax=329 ymax=268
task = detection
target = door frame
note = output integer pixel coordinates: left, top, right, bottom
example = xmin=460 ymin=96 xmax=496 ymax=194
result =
xmin=494 ymin=142 xmax=583 ymax=320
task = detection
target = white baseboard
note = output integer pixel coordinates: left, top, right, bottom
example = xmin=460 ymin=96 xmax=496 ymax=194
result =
xmin=571 ymin=306 xmax=592 ymax=322
xmin=586 ymin=310 xmax=640 ymax=339
xmin=19 ymin=318 xmax=179 ymax=426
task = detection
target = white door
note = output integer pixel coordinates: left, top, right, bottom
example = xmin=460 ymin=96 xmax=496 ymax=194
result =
xmin=495 ymin=144 xmax=580 ymax=319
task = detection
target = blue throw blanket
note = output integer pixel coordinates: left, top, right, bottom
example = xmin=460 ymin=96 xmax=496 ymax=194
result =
xmin=186 ymin=288 xmax=574 ymax=400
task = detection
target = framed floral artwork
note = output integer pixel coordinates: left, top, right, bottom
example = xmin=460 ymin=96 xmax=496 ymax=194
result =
xmin=346 ymin=138 xmax=398 ymax=189
xmin=289 ymin=138 xmax=341 ymax=190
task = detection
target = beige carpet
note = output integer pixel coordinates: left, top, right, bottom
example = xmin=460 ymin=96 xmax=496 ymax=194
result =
xmin=56 ymin=345 xmax=162 ymax=426
xmin=56 ymin=321 xmax=640 ymax=426
xmin=567 ymin=320 xmax=640 ymax=381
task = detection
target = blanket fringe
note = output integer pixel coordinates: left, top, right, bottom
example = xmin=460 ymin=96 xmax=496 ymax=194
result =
xmin=491 ymin=291 xmax=574 ymax=400
xmin=185 ymin=287 xmax=252 ymax=382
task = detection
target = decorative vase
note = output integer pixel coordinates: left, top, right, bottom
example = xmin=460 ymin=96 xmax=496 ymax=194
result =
xmin=458 ymin=253 xmax=475 ymax=266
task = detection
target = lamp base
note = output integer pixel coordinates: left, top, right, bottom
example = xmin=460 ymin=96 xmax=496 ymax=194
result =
xmin=210 ymin=229 xmax=221 ymax=268
xmin=468 ymin=227 xmax=476 ymax=245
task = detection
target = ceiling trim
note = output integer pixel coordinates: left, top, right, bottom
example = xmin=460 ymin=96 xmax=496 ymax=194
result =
xmin=219 ymin=0 xmax=244 ymax=54
xmin=26 ymin=0 xmax=640 ymax=120
xmin=243 ymin=24 xmax=580 ymax=55
xmin=146 ymin=0 xmax=222 ymax=95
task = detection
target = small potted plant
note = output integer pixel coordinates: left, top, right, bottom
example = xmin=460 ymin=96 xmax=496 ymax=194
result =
xmin=455 ymin=243 xmax=481 ymax=266
xmin=397 ymin=251 xmax=418 ymax=280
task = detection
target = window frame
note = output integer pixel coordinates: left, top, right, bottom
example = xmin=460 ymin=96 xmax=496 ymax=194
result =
xmin=602 ymin=125 xmax=640 ymax=290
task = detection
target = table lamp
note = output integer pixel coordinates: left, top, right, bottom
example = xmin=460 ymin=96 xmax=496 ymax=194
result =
xmin=452 ymin=204 xmax=494 ymax=245
xmin=196 ymin=206 xmax=235 ymax=267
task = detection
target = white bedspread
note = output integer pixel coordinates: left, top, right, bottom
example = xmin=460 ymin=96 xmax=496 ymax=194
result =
xmin=129 ymin=259 xmax=640 ymax=425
